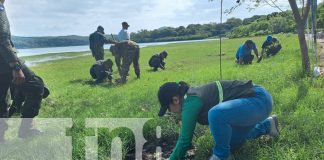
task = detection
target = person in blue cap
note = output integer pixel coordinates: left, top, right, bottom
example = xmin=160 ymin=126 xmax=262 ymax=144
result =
xmin=235 ymin=40 xmax=260 ymax=65
xmin=257 ymin=35 xmax=282 ymax=63
xmin=157 ymin=80 xmax=280 ymax=160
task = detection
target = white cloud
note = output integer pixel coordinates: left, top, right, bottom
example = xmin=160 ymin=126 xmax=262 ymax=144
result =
xmin=3 ymin=0 xmax=299 ymax=36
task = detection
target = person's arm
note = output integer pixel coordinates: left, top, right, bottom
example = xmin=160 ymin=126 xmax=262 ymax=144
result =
xmin=253 ymin=43 xmax=259 ymax=59
xmin=0 ymin=9 xmax=25 ymax=84
xmin=169 ymin=96 xmax=202 ymax=160
xmin=236 ymin=47 xmax=244 ymax=65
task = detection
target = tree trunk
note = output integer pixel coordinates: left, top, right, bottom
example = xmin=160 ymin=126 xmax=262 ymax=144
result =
xmin=296 ymin=24 xmax=311 ymax=74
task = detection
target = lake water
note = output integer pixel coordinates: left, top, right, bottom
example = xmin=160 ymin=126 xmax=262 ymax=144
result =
xmin=18 ymin=38 xmax=219 ymax=66
xmin=17 ymin=39 xmax=219 ymax=57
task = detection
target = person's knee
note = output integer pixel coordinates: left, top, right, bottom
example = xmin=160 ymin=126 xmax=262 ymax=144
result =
xmin=208 ymin=107 xmax=225 ymax=124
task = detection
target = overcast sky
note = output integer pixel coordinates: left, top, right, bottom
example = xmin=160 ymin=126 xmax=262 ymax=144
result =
xmin=3 ymin=0 xmax=302 ymax=37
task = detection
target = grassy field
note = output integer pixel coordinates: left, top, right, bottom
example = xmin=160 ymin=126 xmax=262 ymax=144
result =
xmin=26 ymin=34 xmax=324 ymax=160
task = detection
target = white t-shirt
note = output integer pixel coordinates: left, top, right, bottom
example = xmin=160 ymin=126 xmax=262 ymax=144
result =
xmin=118 ymin=29 xmax=130 ymax=41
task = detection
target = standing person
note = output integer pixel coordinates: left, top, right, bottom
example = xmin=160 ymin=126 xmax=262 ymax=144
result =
xmin=149 ymin=51 xmax=168 ymax=71
xmin=118 ymin=22 xmax=130 ymax=41
xmin=157 ymin=80 xmax=279 ymax=160
xmin=109 ymin=41 xmax=140 ymax=84
xmin=89 ymin=26 xmax=114 ymax=61
xmin=0 ymin=0 xmax=46 ymax=140
xmin=235 ymin=40 xmax=260 ymax=65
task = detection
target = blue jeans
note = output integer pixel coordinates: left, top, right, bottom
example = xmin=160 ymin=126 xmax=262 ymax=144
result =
xmin=208 ymin=85 xmax=273 ymax=160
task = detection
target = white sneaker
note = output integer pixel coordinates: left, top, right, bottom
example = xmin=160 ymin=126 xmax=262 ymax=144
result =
xmin=268 ymin=115 xmax=280 ymax=137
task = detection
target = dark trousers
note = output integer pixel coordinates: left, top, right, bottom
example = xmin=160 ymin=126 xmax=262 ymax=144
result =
xmin=120 ymin=48 xmax=140 ymax=80
xmin=243 ymin=54 xmax=254 ymax=64
xmin=91 ymin=48 xmax=104 ymax=61
xmin=0 ymin=72 xmax=12 ymax=118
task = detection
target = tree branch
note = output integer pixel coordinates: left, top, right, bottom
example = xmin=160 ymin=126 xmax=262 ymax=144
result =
xmin=288 ymin=0 xmax=302 ymax=23
xmin=302 ymin=0 xmax=311 ymax=23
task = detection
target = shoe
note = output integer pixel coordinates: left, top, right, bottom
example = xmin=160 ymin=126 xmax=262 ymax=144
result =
xmin=268 ymin=115 xmax=280 ymax=137
xmin=18 ymin=128 xmax=43 ymax=138
xmin=115 ymin=78 xmax=126 ymax=84
xmin=257 ymin=56 xmax=263 ymax=63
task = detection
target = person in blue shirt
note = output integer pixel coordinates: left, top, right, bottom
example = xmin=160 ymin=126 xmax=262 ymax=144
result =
xmin=235 ymin=40 xmax=260 ymax=65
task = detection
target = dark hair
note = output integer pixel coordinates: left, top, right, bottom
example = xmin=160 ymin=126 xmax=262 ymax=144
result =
xmin=178 ymin=81 xmax=189 ymax=98
xmin=245 ymin=40 xmax=254 ymax=49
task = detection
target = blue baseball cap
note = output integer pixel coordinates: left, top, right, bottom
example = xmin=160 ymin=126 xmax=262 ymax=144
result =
xmin=266 ymin=35 xmax=273 ymax=42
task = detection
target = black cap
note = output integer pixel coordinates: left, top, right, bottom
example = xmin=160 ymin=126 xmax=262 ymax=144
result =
xmin=97 ymin=25 xmax=105 ymax=34
xmin=157 ymin=82 xmax=179 ymax=117
xmin=122 ymin=22 xmax=130 ymax=27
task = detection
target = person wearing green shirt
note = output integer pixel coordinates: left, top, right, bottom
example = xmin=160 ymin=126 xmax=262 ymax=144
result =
xmin=157 ymin=80 xmax=280 ymax=160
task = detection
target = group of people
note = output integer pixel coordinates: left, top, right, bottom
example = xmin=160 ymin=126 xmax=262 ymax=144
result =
xmin=235 ymin=35 xmax=282 ymax=65
xmin=0 ymin=0 xmax=49 ymax=141
xmin=89 ymin=23 xmax=168 ymax=84
xmin=0 ymin=0 xmax=281 ymax=159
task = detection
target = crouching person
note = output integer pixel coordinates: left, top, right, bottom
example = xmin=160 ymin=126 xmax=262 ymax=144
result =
xmin=11 ymin=64 xmax=49 ymax=138
xmin=149 ymin=51 xmax=168 ymax=71
xmin=235 ymin=40 xmax=259 ymax=65
xmin=157 ymin=80 xmax=279 ymax=160
xmin=90 ymin=59 xmax=113 ymax=84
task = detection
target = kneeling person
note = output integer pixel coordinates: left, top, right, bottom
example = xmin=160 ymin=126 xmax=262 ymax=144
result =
xmin=90 ymin=59 xmax=113 ymax=84
xmin=236 ymin=40 xmax=259 ymax=65
xmin=9 ymin=64 xmax=50 ymax=138
xmin=149 ymin=51 xmax=168 ymax=71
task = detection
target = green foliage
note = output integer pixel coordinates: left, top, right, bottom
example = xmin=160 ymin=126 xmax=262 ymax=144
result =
xmin=26 ymin=34 xmax=324 ymax=159
xmin=227 ymin=11 xmax=295 ymax=38
xmin=318 ymin=3 xmax=324 ymax=30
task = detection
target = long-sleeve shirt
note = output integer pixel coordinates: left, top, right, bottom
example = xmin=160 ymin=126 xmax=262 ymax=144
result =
xmin=0 ymin=2 xmax=19 ymax=74
xmin=170 ymin=96 xmax=203 ymax=160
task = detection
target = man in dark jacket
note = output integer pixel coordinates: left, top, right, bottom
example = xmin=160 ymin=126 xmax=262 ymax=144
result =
xmin=149 ymin=51 xmax=168 ymax=71
xmin=109 ymin=41 xmax=140 ymax=84
xmin=89 ymin=26 xmax=114 ymax=61
xmin=90 ymin=59 xmax=113 ymax=84
xmin=0 ymin=0 xmax=47 ymax=140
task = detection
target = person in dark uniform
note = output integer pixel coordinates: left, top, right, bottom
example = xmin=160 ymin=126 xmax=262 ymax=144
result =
xmin=157 ymin=81 xmax=279 ymax=160
xmin=90 ymin=59 xmax=113 ymax=84
xmin=149 ymin=50 xmax=168 ymax=71
xmin=8 ymin=72 xmax=50 ymax=118
xmin=0 ymin=0 xmax=47 ymax=140
xmin=257 ymin=36 xmax=282 ymax=63
xmin=89 ymin=26 xmax=115 ymax=61
xmin=109 ymin=41 xmax=140 ymax=84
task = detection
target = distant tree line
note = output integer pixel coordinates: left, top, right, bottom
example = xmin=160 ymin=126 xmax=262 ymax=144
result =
xmin=12 ymin=3 xmax=323 ymax=49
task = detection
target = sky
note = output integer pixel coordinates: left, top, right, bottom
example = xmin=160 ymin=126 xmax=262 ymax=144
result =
xmin=3 ymin=0 xmax=317 ymax=37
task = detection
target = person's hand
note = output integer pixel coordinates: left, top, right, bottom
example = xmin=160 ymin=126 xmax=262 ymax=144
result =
xmin=12 ymin=69 xmax=25 ymax=85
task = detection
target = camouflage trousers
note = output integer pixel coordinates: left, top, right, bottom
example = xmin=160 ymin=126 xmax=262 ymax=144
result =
xmin=113 ymin=41 xmax=140 ymax=81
